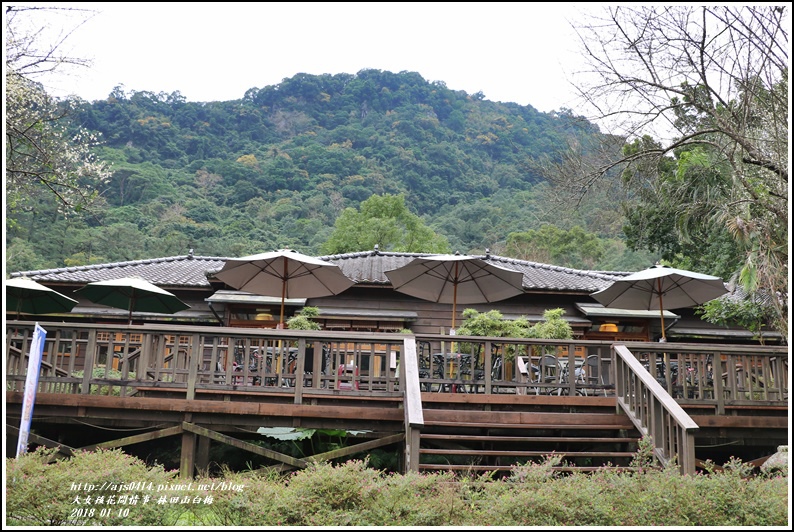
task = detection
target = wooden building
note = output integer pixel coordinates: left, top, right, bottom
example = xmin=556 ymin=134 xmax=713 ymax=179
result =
xmin=5 ymin=250 xmax=788 ymax=477
xmin=6 ymin=249 xmax=779 ymax=345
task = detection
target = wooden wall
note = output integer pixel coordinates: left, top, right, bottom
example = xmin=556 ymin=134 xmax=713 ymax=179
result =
xmin=306 ymin=287 xmax=594 ymax=336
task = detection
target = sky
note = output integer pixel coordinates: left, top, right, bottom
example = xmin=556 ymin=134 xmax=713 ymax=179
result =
xmin=10 ymin=2 xmax=594 ymax=113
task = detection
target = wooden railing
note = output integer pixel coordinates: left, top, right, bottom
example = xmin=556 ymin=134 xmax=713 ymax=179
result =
xmin=7 ymin=323 xmax=787 ymax=409
xmin=6 ymin=322 xmax=789 ymax=475
xmin=411 ymin=334 xmax=615 ymax=396
xmin=5 ymin=322 xmax=410 ymax=402
xmin=616 ymin=342 xmax=789 ymax=414
xmin=613 ymin=344 xmax=698 ymax=474
xmin=401 ymin=337 xmax=425 ymax=472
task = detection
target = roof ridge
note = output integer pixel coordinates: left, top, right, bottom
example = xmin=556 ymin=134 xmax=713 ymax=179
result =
xmin=319 ymin=250 xmax=431 ymax=261
xmin=10 ymin=254 xmax=227 ymax=278
xmin=485 ymin=254 xmax=627 ymax=280
xmin=8 ymin=251 xmax=631 ymax=293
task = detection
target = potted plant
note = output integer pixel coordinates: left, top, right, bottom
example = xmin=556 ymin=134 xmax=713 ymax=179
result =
xmin=286 ymin=306 xmax=322 ymax=331
xmin=455 ymin=309 xmax=531 ymax=360
xmin=281 ymin=307 xmax=322 ymax=383
xmin=528 ymin=308 xmax=574 ymax=352
xmin=455 ymin=307 xmax=573 ymax=381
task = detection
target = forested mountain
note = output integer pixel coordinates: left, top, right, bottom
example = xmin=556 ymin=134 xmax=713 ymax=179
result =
xmin=6 ymin=69 xmax=656 ymax=272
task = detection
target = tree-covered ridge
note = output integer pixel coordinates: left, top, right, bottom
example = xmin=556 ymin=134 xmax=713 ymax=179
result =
xmin=10 ymin=69 xmax=635 ymax=271
xmin=6 ymin=6 xmax=784 ymax=338
xmin=76 ymin=70 xmax=590 ymax=213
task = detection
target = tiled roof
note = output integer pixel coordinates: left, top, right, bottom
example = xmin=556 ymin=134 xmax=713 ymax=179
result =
xmin=483 ymin=254 xmax=628 ymax=292
xmin=721 ymin=277 xmax=777 ymax=307
xmin=9 ymin=254 xmax=226 ymax=288
xmin=319 ymin=250 xmax=627 ymax=292
xmin=10 ymin=250 xmax=630 ymax=293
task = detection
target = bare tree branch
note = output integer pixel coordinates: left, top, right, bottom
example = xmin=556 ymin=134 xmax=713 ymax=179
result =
xmin=549 ymin=5 xmax=788 ymax=336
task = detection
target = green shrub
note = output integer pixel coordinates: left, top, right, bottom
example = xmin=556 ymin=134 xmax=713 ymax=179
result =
xmin=455 ymin=309 xmax=533 ymax=361
xmin=361 ymin=469 xmax=463 ymax=526
xmin=5 ymin=448 xmax=788 ymax=527
xmin=177 ymin=468 xmax=282 ymax=526
xmin=455 ymin=308 xmax=573 ymax=361
xmin=5 ymin=447 xmax=180 ymax=526
xmin=269 ymin=459 xmax=385 ymax=526
xmin=287 ymin=306 xmax=322 ymax=330
xmin=72 ymin=366 xmax=139 ymax=395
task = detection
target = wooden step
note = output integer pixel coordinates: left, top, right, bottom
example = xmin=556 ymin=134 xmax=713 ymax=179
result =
xmin=418 ymin=464 xmax=642 ymax=473
xmin=418 ymin=413 xmax=641 ymax=475
xmin=423 ymin=421 xmax=635 ymax=431
xmin=422 ymin=410 xmax=634 ymax=428
xmin=420 ymin=449 xmax=636 ymax=457
xmin=421 ymin=434 xmax=638 ymax=443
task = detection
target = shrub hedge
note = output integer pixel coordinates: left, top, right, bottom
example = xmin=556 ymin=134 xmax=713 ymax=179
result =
xmin=5 ymin=446 xmax=788 ymax=527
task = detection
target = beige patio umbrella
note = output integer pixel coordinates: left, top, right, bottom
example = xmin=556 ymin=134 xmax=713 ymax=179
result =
xmin=385 ymin=254 xmax=525 ymax=377
xmin=213 ymin=249 xmax=354 ymax=327
xmin=591 ymin=264 xmax=728 ymax=340
xmin=385 ymin=254 xmax=525 ymax=331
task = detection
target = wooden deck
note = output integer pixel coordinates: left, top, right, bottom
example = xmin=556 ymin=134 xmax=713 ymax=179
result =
xmin=5 ymin=321 xmax=788 ymax=477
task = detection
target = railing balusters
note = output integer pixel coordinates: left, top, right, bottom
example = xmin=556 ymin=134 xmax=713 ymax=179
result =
xmin=5 ymin=322 xmax=787 ymax=417
xmin=613 ymin=344 xmax=699 ymax=474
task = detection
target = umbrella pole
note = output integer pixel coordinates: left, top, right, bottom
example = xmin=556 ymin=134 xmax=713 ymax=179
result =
xmin=279 ymin=291 xmax=286 ymax=328
xmin=658 ymin=279 xmax=666 ymax=341
xmin=452 ymin=288 xmax=457 ymax=331
xmin=450 ymin=271 xmax=458 ymax=379
xmin=276 ymin=263 xmax=287 ymax=375
xmin=659 ymin=307 xmax=666 ymax=340
xmin=277 ymin=292 xmax=286 ymax=375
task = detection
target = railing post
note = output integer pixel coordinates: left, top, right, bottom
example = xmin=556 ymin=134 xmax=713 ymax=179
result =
xmin=679 ymin=427 xmax=696 ymax=475
xmin=612 ymin=346 xmax=622 ymax=414
xmin=81 ymin=329 xmax=98 ymax=395
xmin=484 ymin=340 xmax=492 ymax=394
xmin=713 ymin=353 xmax=725 ymax=415
xmin=565 ymin=344 xmax=576 ymax=396
xmin=402 ymin=337 xmax=424 ymax=473
xmin=294 ymin=338 xmax=306 ymax=404
xmin=140 ymin=332 xmax=153 ymax=383
xmin=186 ymin=334 xmax=200 ymax=401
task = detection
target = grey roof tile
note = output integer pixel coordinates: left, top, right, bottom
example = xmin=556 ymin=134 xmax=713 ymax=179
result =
xmin=10 ymin=250 xmax=631 ymax=293
xmin=317 ymin=250 xmax=628 ymax=292
xmin=10 ymin=255 xmax=227 ymax=288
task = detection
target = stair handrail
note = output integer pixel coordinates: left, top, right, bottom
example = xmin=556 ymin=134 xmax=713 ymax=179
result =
xmin=401 ymin=337 xmax=424 ymax=472
xmin=613 ymin=343 xmax=698 ymax=475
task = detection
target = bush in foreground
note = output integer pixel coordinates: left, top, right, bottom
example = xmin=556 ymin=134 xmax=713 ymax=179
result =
xmin=5 ymin=447 xmax=179 ymax=526
xmin=5 ymin=447 xmax=788 ymax=526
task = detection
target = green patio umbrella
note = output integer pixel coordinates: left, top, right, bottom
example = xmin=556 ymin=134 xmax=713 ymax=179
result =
xmin=74 ymin=276 xmax=190 ymax=324
xmin=5 ymin=278 xmax=79 ymax=319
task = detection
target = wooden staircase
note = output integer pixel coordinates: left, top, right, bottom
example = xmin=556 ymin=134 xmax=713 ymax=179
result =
xmin=417 ymin=395 xmax=643 ymax=475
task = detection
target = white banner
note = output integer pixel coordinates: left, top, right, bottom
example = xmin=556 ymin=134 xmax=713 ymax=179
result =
xmin=17 ymin=322 xmax=47 ymax=457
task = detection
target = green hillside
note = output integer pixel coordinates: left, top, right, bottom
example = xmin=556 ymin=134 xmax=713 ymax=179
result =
xmin=6 ymin=69 xmax=654 ymax=271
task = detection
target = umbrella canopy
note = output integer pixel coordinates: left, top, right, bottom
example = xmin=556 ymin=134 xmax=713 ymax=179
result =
xmin=384 ymin=254 xmax=525 ymax=330
xmin=5 ymin=278 xmax=79 ymax=318
xmin=213 ymin=249 xmax=354 ymax=326
xmin=590 ymin=264 xmax=728 ymax=340
xmin=74 ymin=276 xmax=190 ymax=324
